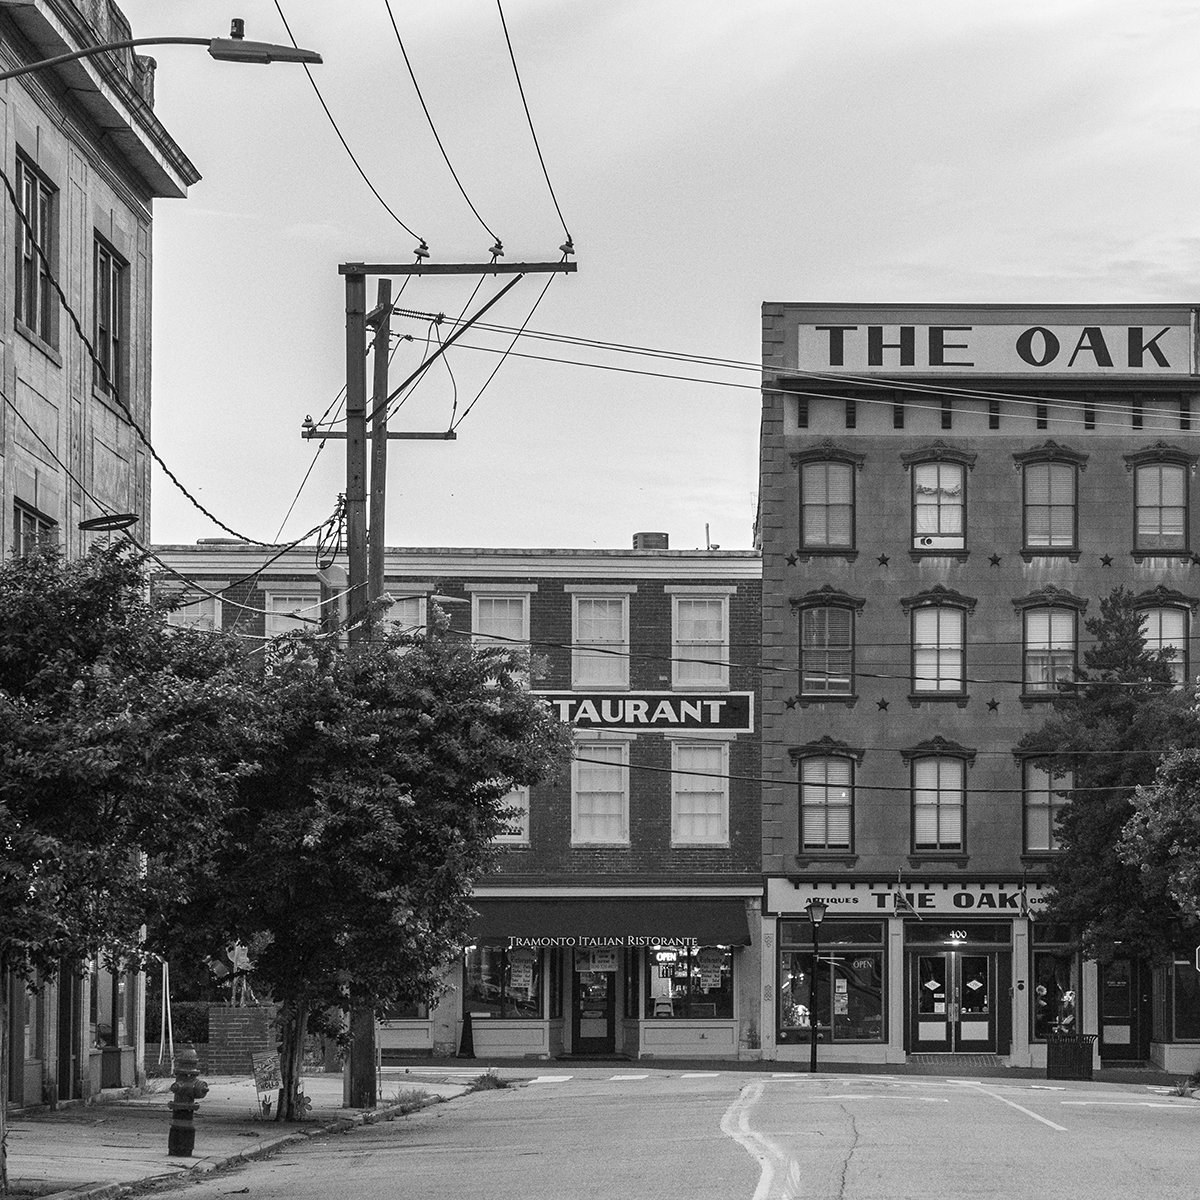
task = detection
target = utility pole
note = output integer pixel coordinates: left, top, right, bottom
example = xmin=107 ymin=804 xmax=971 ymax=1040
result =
xmin=334 ymin=255 xmax=576 ymax=1110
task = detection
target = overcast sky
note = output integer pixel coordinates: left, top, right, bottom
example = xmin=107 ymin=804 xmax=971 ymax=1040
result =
xmin=122 ymin=0 xmax=1200 ymax=552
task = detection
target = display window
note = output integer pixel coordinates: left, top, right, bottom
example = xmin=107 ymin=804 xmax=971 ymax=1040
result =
xmin=379 ymin=1000 xmax=429 ymax=1019
xmin=1031 ymin=924 xmax=1080 ymax=1041
xmin=1172 ymin=960 xmax=1200 ymax=1040
xmin=643 ymin=944 xmax=733 ymax=1019
xmin=463 ymin=942 xmax=544 ymax=1018
xmin=778 ymin=921 xmax=884 ymax=1044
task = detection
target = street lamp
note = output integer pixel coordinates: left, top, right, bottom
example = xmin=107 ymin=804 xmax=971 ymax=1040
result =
xmin=806 ymin=898 xmax=827 ymax=1073
xmin=0 ymin=18 xmax=321 ymax=83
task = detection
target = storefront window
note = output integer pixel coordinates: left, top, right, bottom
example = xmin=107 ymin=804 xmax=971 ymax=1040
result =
xmin=643 ymin=944 xmax=733 ymax=1018
xmin=779 ymin=922 xmax=884 ymax=1043
xmin=1031 ymin=924 xmax=1079 ymax=1041
xmin=1173 ymin=961 xmax=1200 ymax=1040
xmin=463 ymin=942 xmax=544 ymax=1019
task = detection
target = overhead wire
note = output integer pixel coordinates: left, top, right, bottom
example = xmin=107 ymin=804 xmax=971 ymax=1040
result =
xmin=382 ymin=0 xmax=500 ymax=247
xmin=495 ymin=0 xmax=572 ymax=245
xmin=272 ymin=0 xmax=425 ymax=244
xmin=0 ymin=164 xmax=299 ymax=547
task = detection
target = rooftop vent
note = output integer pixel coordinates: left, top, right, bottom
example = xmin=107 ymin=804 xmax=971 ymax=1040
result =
xmin=632 ymin=532 xmax=668 ymax=550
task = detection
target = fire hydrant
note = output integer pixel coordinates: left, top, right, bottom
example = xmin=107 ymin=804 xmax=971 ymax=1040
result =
xmin=168 ymin=1048 xmax=209 ymax=1157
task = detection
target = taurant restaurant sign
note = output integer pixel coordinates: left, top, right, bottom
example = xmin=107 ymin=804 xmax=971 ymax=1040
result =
xmin=535 ymin=691 xmax=754 ymax=732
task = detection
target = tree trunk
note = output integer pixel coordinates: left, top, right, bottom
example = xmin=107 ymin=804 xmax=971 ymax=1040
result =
xmin=275 ymin=1000 xmax=307 ymax=1122
xmin=1 ymin=958 xmax=10 ymax=1195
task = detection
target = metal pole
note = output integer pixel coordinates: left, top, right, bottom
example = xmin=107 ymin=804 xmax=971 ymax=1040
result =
xmin=810 ymin=921 xmax=820 ymax=1074
xmin=344 ymin=273 xmax=368 ymax=644
xmin=367 ymin=279 xmax=392 ymax=611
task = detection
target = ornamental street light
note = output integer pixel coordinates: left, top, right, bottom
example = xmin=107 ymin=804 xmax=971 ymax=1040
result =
xmin=0 ymin=17 xmax=321 ymax=82
xmin=806 ymin=898 xmax=827 ymax=1074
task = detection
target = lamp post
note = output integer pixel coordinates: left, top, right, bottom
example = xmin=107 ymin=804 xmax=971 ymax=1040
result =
xmin=806 ymin=898 xmax=827 ymax=1073
xmin=0 ymin=18 xmax=321 ymax=83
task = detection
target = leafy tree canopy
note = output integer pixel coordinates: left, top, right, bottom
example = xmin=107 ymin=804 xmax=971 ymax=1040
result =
xmin=1016 ymin=587 xmax=1200 ymax=961
xmin=149 ymin=620 xmax=572 ymax=1118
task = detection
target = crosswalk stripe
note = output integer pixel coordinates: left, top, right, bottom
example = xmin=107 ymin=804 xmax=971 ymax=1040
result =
xmin=681 ymin=1072 xmax=721 ymax=1078
xmin=529 ymin=1075 xmax=572 ymax=1084
xmin=610 ymin=1074 xmax=650 ymax=1080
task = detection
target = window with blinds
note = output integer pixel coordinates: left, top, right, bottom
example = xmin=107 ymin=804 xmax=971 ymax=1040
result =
xmin=1023 ymin=608 xmax=1075 ymax=692
xmin=801 ymin=462 xmax=854 ymax=549
xmin=801 ymin=606 xmax=853 ymax=695
xmin=1135 ymin=464 xmax=1186 ymax=552
xmin=801 ymin=756 xmax=853 ymax=851
xmin=573 ymin=596 xmax=629 ymax=688
xmin=912 ymin=606 xmax=965 ymax=693
xmin=912 ymin=757 xmax=963 ymax=851
xmin=912 ymin=461 xmax=965 ymax=549
xmin=1141 ymin=606 xmax=1187 ymax=685
xmin=1023 ymin=761 xmax=1071 ymax=853
xmin=1024 ymin=462 xmax=1076 ymax=548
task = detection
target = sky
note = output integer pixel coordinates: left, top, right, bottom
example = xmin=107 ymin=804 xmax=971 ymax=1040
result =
xmin=120 ymin=0 xmax=1200 ymax=553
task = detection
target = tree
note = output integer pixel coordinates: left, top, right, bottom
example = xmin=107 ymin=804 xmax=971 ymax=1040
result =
xmin=0 ymin=544 xmax=255 ymax=1191
xmin=1121 ymin=747 xmax=1200 ymax=927
xmin=1016 ymin=587 xmax=1200 ymax=961
xmin=150 ymin=617 xmax=571 ymax=1121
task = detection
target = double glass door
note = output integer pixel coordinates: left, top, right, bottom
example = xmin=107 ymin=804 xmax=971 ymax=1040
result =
xmin=912 ymin=952 xmax=995 ymax=1052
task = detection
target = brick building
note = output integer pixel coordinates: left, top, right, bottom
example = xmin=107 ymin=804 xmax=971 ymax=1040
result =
xmin=152 ymin=537 xmax=764 ymax=1061
xmin=2 ymin=1 xmax=197 ymax=1105
xmin=758 ymin=303 xmax=1200 ymax=1071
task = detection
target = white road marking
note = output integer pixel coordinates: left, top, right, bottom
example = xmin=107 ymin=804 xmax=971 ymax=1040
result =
xmin=1062 ymin=1101 xmax=1197 ymax=1108
xmin=719 ymin=1080 xmax=793 ymax=1200
xmin=528 ymin=1075 xmax=572 ymax=1084
xmin=963 ymin=1083 xmax=1068 ymax=1131
xmin=682 ymin=1071 xmax=721 ymax=1078
xmin=609 ymin=1074 xmax=649 ymax=1080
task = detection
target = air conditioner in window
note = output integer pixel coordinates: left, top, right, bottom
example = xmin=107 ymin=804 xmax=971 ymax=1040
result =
xmin=915 ymin=535 xmax=965 ymax=549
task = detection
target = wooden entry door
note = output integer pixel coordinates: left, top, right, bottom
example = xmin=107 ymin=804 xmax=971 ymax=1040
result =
xmin=912 ymin=952 xmax=997 ymax=1053
xmin=1099 ymin=957 xmax=1152 ymax=1061
xmin=572 ymin=954 xmax=616 ymax=1054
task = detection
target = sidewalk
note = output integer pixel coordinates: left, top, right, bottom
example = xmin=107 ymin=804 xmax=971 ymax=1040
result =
xmin=4 ymin=1070 xmax=471 ymax=1200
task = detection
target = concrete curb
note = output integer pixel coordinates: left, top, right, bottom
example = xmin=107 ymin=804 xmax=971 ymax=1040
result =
xmin=25 ymin=1093 xmax=452 ymax=1200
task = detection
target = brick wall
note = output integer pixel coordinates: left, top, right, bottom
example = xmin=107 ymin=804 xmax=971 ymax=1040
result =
xmin=206 ymin=1006 xmax=276 ymax=1076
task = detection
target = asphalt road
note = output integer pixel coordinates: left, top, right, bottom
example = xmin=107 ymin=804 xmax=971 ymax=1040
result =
xmin=166 ymin=1069 xmax=1200 ymax=1200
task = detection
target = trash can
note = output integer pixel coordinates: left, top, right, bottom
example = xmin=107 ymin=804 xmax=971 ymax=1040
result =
xmin=1046 ymin=1032 xmax=1097 ymax=1081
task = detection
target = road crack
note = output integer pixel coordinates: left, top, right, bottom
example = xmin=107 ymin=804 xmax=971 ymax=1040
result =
xmin=835 ymin=1105 xmax=860 ymax=1200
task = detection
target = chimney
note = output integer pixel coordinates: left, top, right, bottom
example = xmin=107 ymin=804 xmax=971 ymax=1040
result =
xmin=632 ymin=532 xmax=669 ymax=550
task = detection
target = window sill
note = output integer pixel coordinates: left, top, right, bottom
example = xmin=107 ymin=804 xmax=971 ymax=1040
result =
xmin=1131 ymin=551 xmax=1192 ymax=564
xmin=672 ymin=841 xmax=732 ymax=849
xmin=92 ymin=382 xmax=130 ymax=419
xmin=909 ymin=549 xmax=969 ymax=562
xmin=1019 ymin=853 xmax=1060 ymax=865
xmin=907 ymin=693 xmax=969 ymax=709
xmin=793 ymin=853 xmax=858 ymax=868
xmin=798 ymin=694 xmax=858 ymax=708
xmin=1020 ymin=549 xmax=1081 ymax=563
xmin=908 ymin=853 xmax=969 ymax=867
xmin=14 ymin=318 xmax=62 ymax=367
xmin=796 ymin=548 xmax=858 ymax=563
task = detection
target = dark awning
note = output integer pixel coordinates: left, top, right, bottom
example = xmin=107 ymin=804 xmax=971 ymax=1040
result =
xmin=467 ymin=897 xmax=752 ymax=946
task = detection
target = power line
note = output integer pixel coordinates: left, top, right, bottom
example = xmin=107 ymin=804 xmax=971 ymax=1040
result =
xmin=382 ymin=0 xmax=500 ymax=247
xmin=495 ymin=0 xmax=572 ymax=246
xmin=272 ymin=0 xmax=425 ymax=245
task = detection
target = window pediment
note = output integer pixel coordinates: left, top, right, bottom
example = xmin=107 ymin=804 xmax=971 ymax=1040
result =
xmin=900 ymin=584 xmax=977 ymax=614
xmin=1134 ymin=585 xmax=1200 ymax=612
xmin=790 ymin=439 xmax=867 ymax=469
xmin=1012 ymin=440 xmax=1089 ymax=471
xmin=790 ymin=584 xmax=866 ymax=612
xmin=1123 ymin=442 xmax=1199 ymax=471
xmin=900 ymin=440 xmax=977 ymax=471
xmin=789 ymin=735 xmax=865 ymax=765
xmin=900 ymin=736 xmax=977 ymax=765
xmin=1012 ymin=586 xmax=1088 ymax=614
